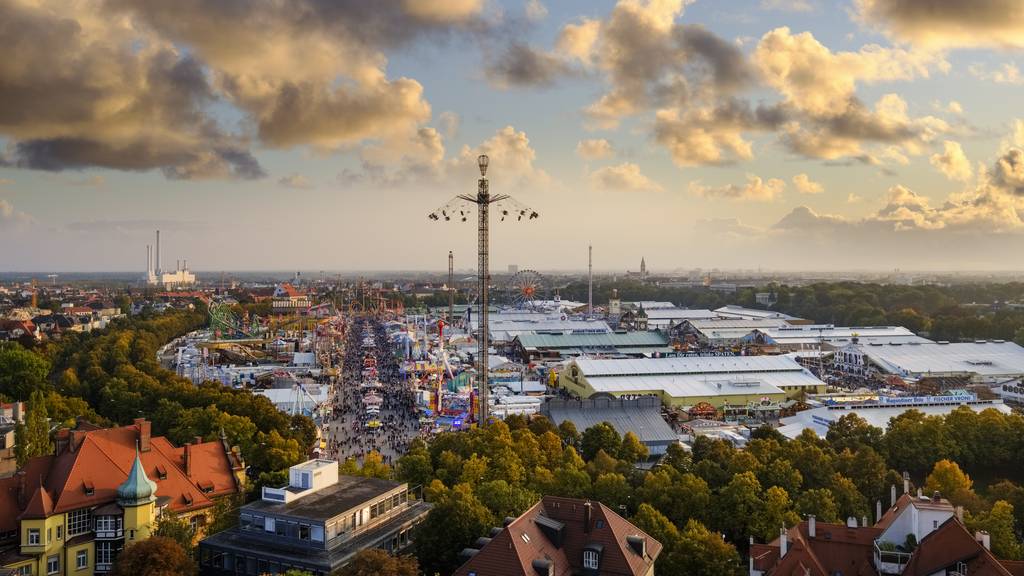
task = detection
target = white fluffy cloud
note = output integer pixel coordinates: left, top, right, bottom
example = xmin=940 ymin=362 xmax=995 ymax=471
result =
xmin=576 ymin=139 xmax=615 ymax=160
xmin=590 ymin=162 xmax=663 ymax=192
xmin=792 ymin=173 xmax=824 ymax=194
xmin=969 ymin=63 xmax=1024 ymax=85
xmin=689 ymin=175 xmax=785 ymax=201
xmin=930 ymin=141 xmax=973 ymax=182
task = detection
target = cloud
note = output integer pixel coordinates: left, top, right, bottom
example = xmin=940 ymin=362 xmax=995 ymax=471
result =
xmin=792 ymin=173 xmax=824 ymax=194
xmin=438 ymin=112 xmax=461 ymax=139
xmin=0 ymin=199 xmax=33 ymax=227
xmin=760 ymin=0 xmax=815 ymax=12
xmin=689 ymin=174 xmax=785 ymax=201
xmin=855 ymin=0 xmax=1024 ymax=49
xmin=278 ymin=173 xmax=313 ymax=189
xmin=654 ymin=99 xmax=786 ymax=166
xmin=969 ymin=63 xmax=1024 ymax=85
xmin=0 ymin=0 xmax=499 ymax=178
xmin=576 ymin=139 xmax=614 ymax=160
xmin=930 ymin=141 xmax=973 ymax=181
xmin=525 ymin=0 xmax=548 ymax=21
xmin=590 ymin=162 xmax=663 ymax=192
xmin=774 ymin=206 xmax=849 ymax=230
xmin=486 ymin=43 xmax=570 ymax=88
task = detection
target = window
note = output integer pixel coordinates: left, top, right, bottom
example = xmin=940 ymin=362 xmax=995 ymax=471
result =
xmin=56 ymin=526 xmax=63 ymax=540
xmin=47 ymin=528 xmax=51 ymax=544
xmin=128 ymin=529 xmax=135 ymax=540
xmin=298 ymin=524 xmax=310 ymax=541
xmin=96 ymin=541 xmax=114 ymax=565
xmin=46 ymin=555 xmax=59 ymax=575
xmin=68 ymin=509 xmax=92 ymax=536
xmin=95 ymin=516 xmax=121 ymax=532
xmin=27 ymin=529 xmax=40 ymax=546
xmin=583 ymin=550 xmax=599 ymax=570
xmin=14 ymin=565 xmax=31 ymax=576
xmin=76 ymin=550 xmax=88 ymax=570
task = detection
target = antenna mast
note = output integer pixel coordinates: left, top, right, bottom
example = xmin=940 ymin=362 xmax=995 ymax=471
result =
xmin=588 ymin=244 xmax=593 ymax=316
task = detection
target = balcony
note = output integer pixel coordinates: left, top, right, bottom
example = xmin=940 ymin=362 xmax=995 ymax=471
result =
xmin=874 ymin=540 xmax=912 ymax=575
xmin=95 ymin=528 xmax=123 ymax=540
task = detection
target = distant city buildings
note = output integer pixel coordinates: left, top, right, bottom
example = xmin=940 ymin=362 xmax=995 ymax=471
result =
xmin=145 ymin=230 xmax=196 ymax=289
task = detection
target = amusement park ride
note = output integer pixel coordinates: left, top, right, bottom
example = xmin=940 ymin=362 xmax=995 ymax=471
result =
xmin=429 ymin=154 xmax=539 ymax=424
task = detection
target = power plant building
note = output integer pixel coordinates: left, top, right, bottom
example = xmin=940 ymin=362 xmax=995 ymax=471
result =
xmin=144 ymin=230 xmax=196 ymax=289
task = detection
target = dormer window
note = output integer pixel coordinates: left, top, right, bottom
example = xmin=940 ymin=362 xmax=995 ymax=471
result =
xmin=583 ymin=550 xmax=599 ymax=570
xmin=83 ymin=480 xmax=95 ymax=497
xmin=156 ymin=465 xmax=167 ymax=481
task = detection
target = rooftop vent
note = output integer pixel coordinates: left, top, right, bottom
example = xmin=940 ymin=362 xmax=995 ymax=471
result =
xmin=626 ymin=534 xmax=646 ymax=557
xmin=532 ymin=559 xmax=554 ymax=576
xmin=534 ymin=515 xmax=566 ymax=549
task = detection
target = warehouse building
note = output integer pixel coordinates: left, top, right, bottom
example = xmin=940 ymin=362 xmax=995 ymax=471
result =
xmin=542 ymin=396 xmax=678 ymax=456
xmin=558 ymin=355 xmax=825 ymax=409
xmin=675 ymin=318 xmax=791 ymax=347
xmin=742 ymin=325 xmax=932 ymax=353
xmin=511 ymin=331 xmax=672 ymax=362
xmin=713 ymin=305 xmax=808 ymax=323
xmin=832 ymin=340 xmax=1024 ymax=384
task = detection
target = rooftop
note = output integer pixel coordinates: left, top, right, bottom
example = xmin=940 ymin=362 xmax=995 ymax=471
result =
xmin=246 ymin=476 xmax=404 ymax=522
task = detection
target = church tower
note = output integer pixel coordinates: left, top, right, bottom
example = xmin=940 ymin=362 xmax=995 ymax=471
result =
xmin=117 ymin=447 xmax=158 ymax=542
xmin=640 ymin=257 xmax=647 ymax=278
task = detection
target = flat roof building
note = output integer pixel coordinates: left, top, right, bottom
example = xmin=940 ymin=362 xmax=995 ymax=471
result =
xmin=743 ymin=325 xmax=933 ymax=353
xmin=558 ymin=355 xmax=825 ymax=409
xmin=543 ymin=396 xmax=678 ymax=455
xmin=198 ymin=459 xmax=430 ymax=576
xmin=833 ymin=340 xmax=1024 ymax=384
xmin=511 ymin=331 xmax=672 ymax=362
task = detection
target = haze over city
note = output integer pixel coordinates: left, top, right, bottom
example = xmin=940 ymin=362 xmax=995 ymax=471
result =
xmin=3 ymin=0 xmax=1024 ymax=271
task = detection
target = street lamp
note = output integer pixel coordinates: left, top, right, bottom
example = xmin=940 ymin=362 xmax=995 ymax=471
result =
xmin=429 ymin=155 xmax=538 ymax=425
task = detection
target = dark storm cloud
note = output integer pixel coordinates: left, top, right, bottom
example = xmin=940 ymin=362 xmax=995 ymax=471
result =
xmin=485 ymin=43 xmax=570 ymax=88
xmin=675 ymin=25 xmax=754 ymax=91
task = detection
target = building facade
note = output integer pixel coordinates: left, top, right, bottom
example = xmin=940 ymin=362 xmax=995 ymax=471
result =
xmin=0 ymin=419 xmax=244 ymax=576
xmin=198 ymin=460 xmax=431 ymax=576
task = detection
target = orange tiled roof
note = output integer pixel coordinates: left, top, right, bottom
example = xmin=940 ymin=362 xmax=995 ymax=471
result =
xmin=0 ymin=420 xmax=240 ymax=532
xmin=904 ymin=517 xmax=1015 ymax=576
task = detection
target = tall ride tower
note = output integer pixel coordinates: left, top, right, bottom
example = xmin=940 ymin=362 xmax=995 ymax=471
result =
xmin=429 ymin=155 xmax=538 ymax=424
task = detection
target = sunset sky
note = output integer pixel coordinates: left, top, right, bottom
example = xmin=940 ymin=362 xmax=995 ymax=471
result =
xmin=3 ymin=0 xmax=1024 ymax=272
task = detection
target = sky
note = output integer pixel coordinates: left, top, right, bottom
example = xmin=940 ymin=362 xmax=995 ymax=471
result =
xmin=3 ymin=0 xmax=1024 ymax=273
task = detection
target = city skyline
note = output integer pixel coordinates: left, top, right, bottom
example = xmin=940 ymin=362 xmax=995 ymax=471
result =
xmin=3 ymin=0 xmax=1024 ymax=272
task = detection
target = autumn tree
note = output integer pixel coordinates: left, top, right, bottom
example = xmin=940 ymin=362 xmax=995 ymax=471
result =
xmin=968 ymin=500 xmax=1023 ymax=560
xmin=414 ymin=484 xmax=494 ymax=575
xmin=0 ymin=343 xmax=50 ymax=400
xmin=110 ymin=537 xmax=196 ymax=576
xmin=333 ymin=549 xmax=418 ymax=576
xmin=581 ymin=422 xmax=621 ymax=461
xmin=925 ymin=459 xmax=979 ymax=511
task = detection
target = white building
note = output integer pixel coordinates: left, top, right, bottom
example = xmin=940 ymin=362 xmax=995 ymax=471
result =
xmin=744 ymin=325 xmax=932 ymax=353
xmin=832 ymin=340 xmax=1024 ymax=384
xmin=777 ymin=393 xmax=1012 ymax=439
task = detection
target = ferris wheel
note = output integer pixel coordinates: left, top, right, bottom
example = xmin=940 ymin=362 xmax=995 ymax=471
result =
xmin=504 ymin=269 xmax=548 ymax=309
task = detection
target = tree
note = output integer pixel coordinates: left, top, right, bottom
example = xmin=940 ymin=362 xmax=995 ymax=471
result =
xmin=618 ymin=431 xmax=649 ymax=463
xmin=592 ymin=473 xmax=633 ymax=511
xmin=968 ymin=501 xmax=1023 ymax=560
xmin=413 ymin=484 xmax=494 ymax=576
xmin=753 ymin=486 xmax=800 ymax=542
xmin=884 ymin=410 xmax=956 ymax=474
xmin=205 ymin=494 xmax=242 ymax=536
xmin=828 ymin=473 xmax=869 ymax=522
xmin=676 ymin=519 xmax=743 ymax=576
xmin=826 ymin=414 xmax=883 ymax=453
xmin=925 ymin=459 xmax=979 ymax=511
xmin=580 ymin=422 xmax=621 ymax=461
xmin=110 ymin=536 xmax=196 ymax=576
xmin=0 ymin=343 xmax=50 ymax=400
xmin=333 ymin=549 xmax=418 ymax=576
xmin=153 ymin=514 xmax=195 ymax=556
xmin=558 ymin=420 xmax=581 ymax=447
xmin=714 ymin=472 xmax=763 ymax=543
xmin=16 ymin=389 xmax=52 ymax=467
xmin=796 ymin=488 xmax=840 ymax=524
xmin=476 ymin=479 xmax=537 ymax=520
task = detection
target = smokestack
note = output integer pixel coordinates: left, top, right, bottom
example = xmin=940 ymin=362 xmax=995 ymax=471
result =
xmin=876 ymin=500 xmax=882 ymax=524
xmin=891 ymin=484 xmax=897 ymax=506
xmin=588 ymin=244 xmax=593 ymax=316
xmin=780 ymin=527 xmax=788 ymax=557
xmin=584 ymin=501 xmax=592 ymax=534
xmin=146 ymin=245 xmax=151 ymax=276
xmin=808 ymin=515 xmax=816 ymax=538
xmin=156 ymin=230 xmax=161 ymax=274
xmin=903 ymin=472 xmax=910 ymax=495
xmin=749 ymin=537 xmax=754 ymax=573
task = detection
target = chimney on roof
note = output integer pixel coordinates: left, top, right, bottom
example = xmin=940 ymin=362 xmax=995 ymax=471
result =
xmin=862 ymin=516 xmax=868 ymax=528
xmin=12 ymin=401 xmax=22 ymax=423
xmin=626 ymin=534 xmax=646 ymax=557
xmin=780 ymin=527 xmax=788 ymax=558
xmin=976 ymin=530 xmax=991 ymax=550
xmin=932 ymin=491 xmax=941 ymax=503
xmin=584 ymin=501 xmax=592 ymax=534
xmin=808 ymin=515 xmax=816 ymax=538
xmin=195 ymin=436 xmax=203 ymax=446
xmin=749 ymin=537 xmax=755 ymax=574
xmin=917 ymin=487 xmax=923 ymax=499
xmin=956 ymin=506 xmax=964 ymax=522
xmin=891 ymin=484 xmax=897 ymax=506
xmin=134 ymin=418 xmax=151 ymax=453
xmin=184 ymin=443 xmax=192 ymax=477
xmin=847 ymin=517 xmax=858 ymax=528
xmin=876 ymin=500 xmax=882 ymax=524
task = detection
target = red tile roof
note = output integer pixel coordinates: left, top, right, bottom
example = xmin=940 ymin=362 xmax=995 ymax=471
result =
xmin=453 ymin=496 xmax=661 ymax=576
xmin=0 ymin=420 xmax=241 ymax=532
xmin=759 ymin=521 xmax=881 ymax=576
xmin=904 ymin=517 xmax=1014 ymax=576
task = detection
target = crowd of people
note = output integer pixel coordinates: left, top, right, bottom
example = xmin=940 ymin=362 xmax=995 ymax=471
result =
xmin=321 ymin=317 xmax=424 ymax=466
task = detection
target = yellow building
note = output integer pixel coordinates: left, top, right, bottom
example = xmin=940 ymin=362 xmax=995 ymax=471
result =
xmin=558 ymin=356 xmax=824 ymax=409
xmin=0 ymin=419 xmax=244 ymax=575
